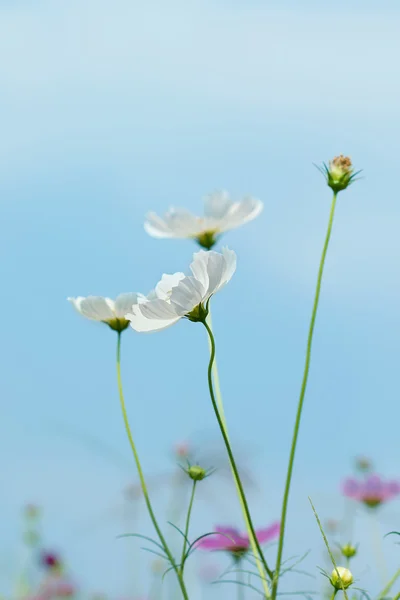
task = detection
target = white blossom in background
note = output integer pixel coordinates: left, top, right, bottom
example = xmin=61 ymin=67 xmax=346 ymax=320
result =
xmin=126 ymin=247 xmax=236 ymax=333
xmin=144 ymin=191 xmax=263 ymax=249
xmin=68 ymin=293 xmax=145 ymax=332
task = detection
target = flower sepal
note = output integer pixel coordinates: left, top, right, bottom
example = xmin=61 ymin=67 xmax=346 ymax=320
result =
xmin=106 ymin=318 xmax=130 ymax=333
xmin=196 ymin=230 xmax=218 ymax=250
xmin=186 ymin=302 xmax=209 ymax=323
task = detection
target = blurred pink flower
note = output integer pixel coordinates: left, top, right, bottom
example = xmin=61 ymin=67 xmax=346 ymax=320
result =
xmin=342 ymin=474 xmax=400 ymax=508
xmin=197 ymin=522 xmax=280 ymax=559
xmin=31 ymin=578 xmax=76 ymax=600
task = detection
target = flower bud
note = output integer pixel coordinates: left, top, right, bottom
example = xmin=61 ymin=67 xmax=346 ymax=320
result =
xmin=355 ymin=455 xmax=372 ymax=473
xmin=188 ymin=465 xmax=207 ymax=481
xmin=24 ymin=504 xmax=40 ymax=519
xmin=341 ymin=544 xmax=357 ymax=559
xmin=318 ymin=155 xmax=359 ymax=194
xmin=330 ymin=567 xmax=353 ymax=590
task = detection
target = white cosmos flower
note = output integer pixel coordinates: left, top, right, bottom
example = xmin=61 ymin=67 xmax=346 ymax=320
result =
xmin=68 ymin=293 xmax=145 ymax=332
xmin=144 ymin=191 xmax=263 ymax=249
xmin=126 ymin=248 xmax=236 ymax=333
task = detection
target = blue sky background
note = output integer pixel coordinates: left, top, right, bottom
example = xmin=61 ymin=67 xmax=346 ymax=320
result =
xmin=1 ymin=0 xmax=400 ymax=598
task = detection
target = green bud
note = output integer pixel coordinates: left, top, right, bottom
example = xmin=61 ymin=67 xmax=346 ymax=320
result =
xmin=330 ymin=567 xmax=353 ymax=590
xmin=317 ymin=155 xmax=360 ymax=194
xmin=188 ymin=465 xmax=207 ymax=481
xmin=341 ymin=544 xmax=357 ymax=559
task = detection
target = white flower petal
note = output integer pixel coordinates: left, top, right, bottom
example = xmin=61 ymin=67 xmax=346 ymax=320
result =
xmin=189 ymin=250 xmax=210 ymax=290
xmin=203 ymin=251 xmax=227 ymax=297
xmin=218 ymin=247 xmax=237 ymax=290
xmin=139 ymin=299 xmax=179 ymax=320
xmin=144 ymin=212 xmax=175 ymax=238
xmin=68 ymin=296 xmax=115 ymax=321
xmin=145 ymin=208 xmax=202 ymax=239
xmin=155 ymin=272 xmax=186 ymax=300
xmin=219 ymin=197 xmax=263 ymax=232
xmin=163 ymin=208 xmax=202 ymax=237
xmin=126 ymin=306 xmax=180 ymax=333
xmin=203 ymin=191 xmax=232 ymax=219
xmin=114 ymin=293 xmax=145 ymax=318
xmin=169 ymin=276 xmax=205 ymax=315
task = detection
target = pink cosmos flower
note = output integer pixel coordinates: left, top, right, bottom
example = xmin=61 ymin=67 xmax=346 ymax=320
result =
xmin=198 ymin=522 xmax=280 ymax=559
xmin=342 ymin=474 xmax=400 ymax=508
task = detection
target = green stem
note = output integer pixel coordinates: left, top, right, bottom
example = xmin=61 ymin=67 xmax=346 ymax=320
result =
xmin=206 ymin=310 xmax=271 ymax=598
xmin=116 ymin=333 xmax=189 ymax=600
xmin=393 ymin=592 xmax=400 ymax=600
xmin=202 ymin=320 xmax=273 ymax=595
xmin=376 ymin=566 xmax=400 ymax=598
xmin=330 ymin=591 xmax=338 ymax=600
xmin=179 ymin=480 xmax=197 ymax=575
xmin=272 ymin=192 xmax=338 ymax=600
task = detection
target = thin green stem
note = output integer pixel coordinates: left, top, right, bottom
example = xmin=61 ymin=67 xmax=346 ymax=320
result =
xmin=330 ymin=591 xmax=338 ymax=600
xmin=202 ymin=319 xmax=273 ymax=597
xmin=272 ymin=192 xmax=338 ymax=600
xmin=376 ymin=565 xmax=400 ymax=598
xmin=115 ymin=333 xmax=189 ymax=600
xmin=179 ymin=480 xmax=197 ymax=575
xmin=393 ymin=592 xmax=400 ymax=600
xmin=206 ymin=310 xmax=271 ymax=598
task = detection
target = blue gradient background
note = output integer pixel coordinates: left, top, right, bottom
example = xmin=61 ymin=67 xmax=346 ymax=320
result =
xmin=1 ymin=1 xmax=400 ymax=598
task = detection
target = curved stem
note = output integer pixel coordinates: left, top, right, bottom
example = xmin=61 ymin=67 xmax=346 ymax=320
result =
xmin=207 ymin=310 xmax=271 ymax=597
xmin=272 ymin=192 xmax=338 ymax=600
xmin=115 ymin=332 xmax=189 ymax=600
xmin=206 ymin=309 xmax=227 ymax=429
xmin=179 ymin=480 xmax=197 ymax=575
xmin=202 ymin=319 xmax=273 ymax=597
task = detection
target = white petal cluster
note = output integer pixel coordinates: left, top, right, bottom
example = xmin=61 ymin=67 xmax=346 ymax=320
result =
xmin=126 ymin=248 xmax=236 ymax=333
xmin=144 ymin=191 xmax=262 ymax=247
xmin=68 ymin=293 xmax=145 ymax=332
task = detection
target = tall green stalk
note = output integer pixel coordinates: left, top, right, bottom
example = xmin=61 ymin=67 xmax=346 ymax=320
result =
xmin=202 ymin=319 xmax=273 ymax=598
xmin=115 ymin=332 xmax=189 ymax=600
xmin=272 ymin=193 xmax=338 ymax=600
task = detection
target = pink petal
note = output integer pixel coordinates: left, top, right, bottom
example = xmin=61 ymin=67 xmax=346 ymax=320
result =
xmin=386 ymin=481 xmax=400 ymax=496
xmin=197 ymin=526 xmax=243 ymax=550
xmin=364 ymin=474 xmax=384 ymax=495
xmin=255 ymin=522 xmax=281 ymax=544
xmin=342 ymin=478 xmax=361 ymax=498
